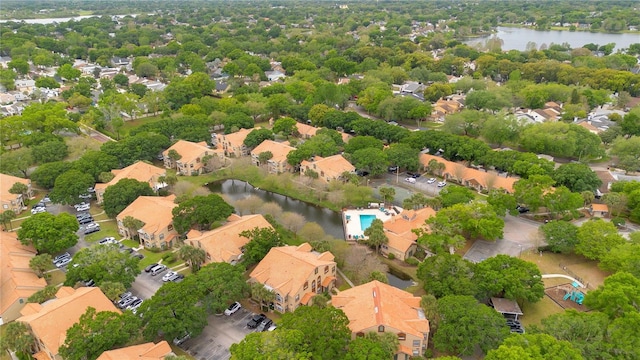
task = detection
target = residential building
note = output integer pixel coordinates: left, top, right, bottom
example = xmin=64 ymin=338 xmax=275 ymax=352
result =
xmin=249 ymin=243 xmax=336 ymax=313
xmin=214 ymin=128 xmax=253 ymax=158
xmin=250 ymin=140 xmax=295 ymax=174
xmin=96 ymin=341 xmax=173 ymax=360
xmin=332 ymin=280 xmax=430 ymax=359
xmin=300 ymin=154 xmax=355 ymax=183
xmin=295 ymin=122 xmax=318 ymax=139
xmin=265 ymin=70 xmax=286 ymax=82
xmin=95 ymin=161 xmax=167 ymax=204
xmin=185 ymin=214 xmax=273 ymax=265
xmin=590 ymin=204 xmax=609 ymax=218
xmin=116 ymin=195 xmax=178 ymax=249
xmin=1 ymin=232 xmax=47 ymax=324
xmin=382 ymin=207 xmax=435 ymax=261
xmin=0 ymin=173 xmax=31 ymax=214
xmin=17 ymin=287 xmax=119 ymax=360
xmin=420 ymin=154 xmax=517 ymax=193
xmin=163 ymin=140 xmax=213 ymax=176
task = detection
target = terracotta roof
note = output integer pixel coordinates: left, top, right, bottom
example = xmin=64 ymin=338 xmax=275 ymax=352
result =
xmin=383 ymin=208 xmax=435 ymax=253
xmin=17 ymin=287 xmax=119 ymax=358
xmin=250 ymin=243 xmax=335 ymax=297
xmin=420 ymin=154 xmax=517 ymax=193
xmin=300 ymin=292 xmax=314 ymax=305
xmin=185 ymin=214 xmax=273 ymax=263
xmin=221 ymin=128 xmax=253 ymax=149
xmin=116 ymin=195 xmax=177 ymax=235
xmin=332 ymin=280 xmax=429 ymax=339
xmin=1 ymin=232 xmax=47 ymax=316
xmin=251 ymin=140 xmax=295 ymax=163
xmin=96 ymin=341 xmax=172 ymax=360
xmin=577 ymin=121 xmax=601 ymax=134
xmin=295 ymin=122 xmax=318 ymax=138
xmin=163 ymin=140 xmax=210 ymax=163
xmin=0 ymin=173 xmax=30 ymax=212
xmin=300 ymin=155 xmax=355 ymax=181
xmin=591 ymin=204 xmax=609 ymax=212
xmin=95 ymin=161 xmax=165 ymax=194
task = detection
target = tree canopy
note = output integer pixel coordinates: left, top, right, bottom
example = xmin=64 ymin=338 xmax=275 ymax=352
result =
xmin=171 ymin=194 xmax=235 ymax=233
xmin=103 ymin=178 xmax=155 ymax=217
xmin=17 ymin=212 xmax=78 ymax=254
xmin=64 ymin=244 xmax=140 ymax=288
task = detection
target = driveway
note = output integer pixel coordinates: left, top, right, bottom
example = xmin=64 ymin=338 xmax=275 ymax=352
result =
xmin=371 ymin=172 xmax=444 ymax=206
xmin=463 ymin=215 xmax=542 ymax=263
xmin=178 ymin=308 xmax=262 ymax=360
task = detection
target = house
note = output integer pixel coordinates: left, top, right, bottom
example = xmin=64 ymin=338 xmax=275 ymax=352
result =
xmin=332 ymin=280 xmax=430 ymax=358
xmin=0 ymin=173 xmax=31 ymax=214
xmin=185 ymin=214 xmax=273 ymax=265
xmin=590 ymin=203 xmax=609 ymax=218
xmin=382 ymin=207 xmax=435 ymax=261
xmin=432 ymin=98 xmax=462 ymax=121
xmin=163 ymin=140 xmax=213 ymax=176
xmin=265 ymin=70 xmax=286 ymax=82
xmin=14 ymin=80 xmax=36 ymax=93
xmin=96 ymin=341 xmax=173 ymax=360
xmin=400 ymin=81 xmax=424 ymax=94
xmin=295 ymin=122 xmax=318 ymax=139
xmin=16 ymin=287 xmax=119 ymax=360
xmin=576 ymin=121 xmax=601 ymax=134
xmin=250 ymin=140 xmax=295 ymax=174
xmin=95 ymin=161 xmax=167 ymax=204
xmin=214 ymin=128 xmax=253 ymax=158
xmin=116 ymin=195 xmax=179 ymax=249
xmin=300 ymin=154 xmax=355 ymax=183
xmin=249 ymin=243 xmax=336 ymax=313
xmin=420 ymin=154 xmax=517 ymax=193
xmin=1 ymin=232 xmax=47 ymax=324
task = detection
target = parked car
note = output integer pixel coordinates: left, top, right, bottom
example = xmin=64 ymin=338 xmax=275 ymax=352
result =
xmin=118 ymin=294 xmax=134 ymax=308
xmin=247 ymin=314 xmax=267 ymax=328
xmin=31 ymin=207 xmax=46 ymax=215
xmin=132 ymin=252 xmax=144 ymax=260
xmin=126 ymin=298 xmax=143 ymax=310
xmin=516 ymin=205 xmax=530 ymax=214
xmin=150 ymin=264 xmax=167 ymax=276
xmin=42 ymin=195 xmax=51 ymax=203
xmin=32 ymin=202 xmax=45 ymax=209
xmin=426 ymin=178 xmax=436 ymax=184
xmin=76 ymin=212 xmax=91 ymax=219
xmin=55 ymin=257 xmax=72 ymax=268
xmin=388 ymin=165 xmax=399 ymax=173
xmin=256 ymin=318 xmax=273 ymax=332
xmin=437 ymin=181 xmax=447 ymax=187
xmin=84 ymin=279 xmax=96 ymax=287
xmin=173 ymin=332 xmax=191 ymax=346
xmin=162 ymin=271 xmax=179 ymax=282
xmin=74 ymin=202 xmax=90 ymax=209
xmin=119 ymin=296 xmax=138 ymax=309
xmin=78 ymin=216 xmax=94 ymax=225
xmin=355 ymin=169 xmax=370 ymax=177
xmin=404 ymin=177 xmax=416 ymax=184
xmin=75 ymin=203 xmax=90 ymax=212
xmin=224 ymin=302 xmax=242 ymax=316
xmin=119 ymin=292 xmax=132 ymax=301
xmin=267 ymin=324 xmax=277 ymax=331
xmin=406 ymin=172 xmax=421 ymax=178
xmin=87 ymin=187 xmax=96 ymax=193
xmin=84 ymin=223 xmax=100 ymax=234
xmin=172 ymin=274 xmax=185 ymax=283
xmin=98 ymin=237 xmax=117 ymax=245
xmin=78 ymin=193 xmax=92 ymax=200
xmin=144 ymin=263 xmax=159 ymax=273
xmin=53 ymin=252 xmax=71 ymax=264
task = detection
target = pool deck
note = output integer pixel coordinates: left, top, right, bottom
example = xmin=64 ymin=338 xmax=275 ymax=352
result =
xmin=343 ymin=204 xmax=401 ymax=241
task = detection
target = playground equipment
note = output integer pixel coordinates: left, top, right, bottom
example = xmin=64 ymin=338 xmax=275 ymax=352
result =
xmin=562 ymin=281 xmax=585 ymax=305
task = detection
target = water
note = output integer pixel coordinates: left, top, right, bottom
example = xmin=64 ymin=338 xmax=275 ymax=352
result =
xmin=0 ymin=14 xmax=135 ymax=24
xmin=386 ymin=267 xmax=415 ymax=289
xmin=207 ymin=179 xmax=345 ymax=239
xmin=465 ymin=26 xmax=639 ymax=52
xmin=359 ymin=214 xmax=376 ymax=232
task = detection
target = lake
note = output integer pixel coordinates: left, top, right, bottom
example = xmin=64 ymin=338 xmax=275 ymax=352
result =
xmin=464 ymin=26 xmax=639 ymax=51
xmin=0 ymin=14 xmax=135 ymax=24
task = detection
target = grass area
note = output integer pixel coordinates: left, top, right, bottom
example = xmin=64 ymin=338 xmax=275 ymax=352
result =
xmin=121 ymin=239 xmax=139 ymax=248
xmin=65 ymin=135 xmax=102 ymax=160
xmin=46 ymin=269 xmax=66 ymax=286
xmin=521 ymin=251 xmax=609 ymax=289
xmin=119 ymin=115 xmax=164 ymax=136
xmin=84 ymin=220 xmax=119 ymax=243
xmin=169 ymin=345 xmax=195 ymax=359
xmin=520 ymin=296 xmax=564 ymax=327
xmin=380 ymin=257 xmax=418 ymax=280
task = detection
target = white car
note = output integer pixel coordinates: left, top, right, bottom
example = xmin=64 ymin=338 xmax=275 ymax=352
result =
xmin=437 ymin=181 xmax=447 ymax=187
xmin=404 ymin=177 xmax=416 ymax=184
xmin=75 ymin=203 xmax=90 ymax=212
xmin=162 ymin=271 xmax=179 ymax=282
xmin=31 ymin=207 xmax=46 ymax=215
xmin=55 ymin=257 xmax=72 ymax=268
xmin=98 ymin=237 xmax=117 ymax=245
xmin=427 ymin=178 xmax=436 ymax=184
xmin=224 ymin=301 xmax=242 ymax=315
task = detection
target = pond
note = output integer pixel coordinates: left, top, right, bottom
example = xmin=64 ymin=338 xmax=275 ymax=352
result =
xmin=464 ymin=26 xmax=639 ymax=52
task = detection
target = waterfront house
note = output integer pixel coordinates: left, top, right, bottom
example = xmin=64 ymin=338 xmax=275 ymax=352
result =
xmin=250 ymin=140 xmax=295 ymax=174
xmin=300 ymin=154 xmax=355 ymax=183
xmin=163 ymin=140 xmax=213 ymax=176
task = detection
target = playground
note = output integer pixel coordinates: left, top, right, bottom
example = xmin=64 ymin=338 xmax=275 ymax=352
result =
xmin=545 ymin=282 xmax=587 ymax=312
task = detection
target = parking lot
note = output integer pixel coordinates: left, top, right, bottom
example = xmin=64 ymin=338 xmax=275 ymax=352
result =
xmin=178 ymin=308 xmax=264 ymax=360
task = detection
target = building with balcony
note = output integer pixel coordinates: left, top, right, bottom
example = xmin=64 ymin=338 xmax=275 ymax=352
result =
xmin=95 ymin=161 xmax=166 ymax=204
xmin=163 ymin=140 xmax=214 ymax=176
xmin=250 ymin=140 xmax=295 ymax=174
xmin=116 ymin=195 xmax=178 ymax=249
xmin=0 ymin=173 xmax=31 ymax=215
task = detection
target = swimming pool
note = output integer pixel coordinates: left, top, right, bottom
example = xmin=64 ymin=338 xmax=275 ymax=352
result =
xmin=359 ymin=214 xmax=376 ymax=232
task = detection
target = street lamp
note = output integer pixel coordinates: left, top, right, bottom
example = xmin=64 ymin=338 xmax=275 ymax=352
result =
xmin=396 ymin=166 xmax=399 ymax=184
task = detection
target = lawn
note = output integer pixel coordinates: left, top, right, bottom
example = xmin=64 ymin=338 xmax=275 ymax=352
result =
xmin=46 ymin=269 xmax=66 ymax=286
xmin=84 ymin=220 xmax=119 ymax=243
xmin=169 ymin=346 xmax=195 ymax=359
xmin=520 ymin=296 xmax=564 ymax=327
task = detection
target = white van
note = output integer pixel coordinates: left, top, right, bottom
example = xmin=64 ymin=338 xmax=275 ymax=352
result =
xmin=150 ymin=264 xmax=167 ymax=276
xmin=404 ymin=177 xmax=416 ymax=184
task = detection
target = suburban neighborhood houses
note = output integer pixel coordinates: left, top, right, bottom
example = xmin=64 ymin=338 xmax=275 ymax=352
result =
xmin=1 ymin=1 xmax=640 ymax=359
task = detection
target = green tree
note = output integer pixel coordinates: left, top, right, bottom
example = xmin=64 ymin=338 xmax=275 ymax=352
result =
xmin=584 ymin=272 xmax=640 ymax=319
xmin=31 ymin=161 xmax=72 ymax=189
xmin=250 ymin=282 xmax=276 ymax=312
xmin=344 ymin=136 xmax=384 ymax=155
xmin=27 ymin=284 xmax=58 ymax=304
xmin=188 ymin=262 xmax=249 ymax=314
xmin=486 ymin=190 xmax=517 ymax=216
xmin=474 ymin=255 xmax=545 ymax=303
xmin=384 ymin=143 xmax=420 ymax=171
xmin=103 ymin=178 xmax=155 ymax=217
xmin=122 ymin=215 xmax=145 ymax=242
xmin=257 ymin=151 xmax=273 ymax=167
xmin=240 ymin=227 xmax=282 ymax=266
xmin=64 ymin=244 xmax=140 ymax=288
xmin=171 ymin=194 xmax=235 ymax=233
xmin=59 ymin=307 xmax=141 ymax=360
xmin=0 ymin=210 xmax=17 ymax=231
xmin=575 ymin=219 xmax=626 ymax=261
xmin=345 ymin=333 xmax=398 ymax=360
xmin=49 ymin=169 xmax=95 ymax=205
xmin=485 ymin=333 xmax=584 ymax=360
xmin=540 ymin=221 xmax=580 ymax=254
xmin=514 ymin=175 xmax=556 ymax=212
xmin=438 ymin=186 xmax=475 ymax=208
xmin=279 ymin=306 xmax=352 ymax=360
xmin=435 ymin=295 xmax=510 ymax=355
xmin=0 ymin=321 xmax=36 ymax=355
xmin=0 ymin=148 xmax=34 ymax=178
xmin=34 ymin=76 xmax=60 ymax=89
xmin=8 ymin=182 xmax=29 ymax=200
xmin=552 ymin=164 xmax=602 ymax=193
xmin=17 ymin=212 xmax=78 ymax=254
xmin=230 ymin=329 xmax=311 ymax=360
xmin=29 ymin=253 xmax=52 ymax=278
xmin=541 ymin=310 xmax=609 ymax=359
xmin=272 ymin=117 xmax=298 ymax=137
xmin=417 ymin=253 xmax=477 ymax=298
xmin=99 ymin=281 xmax=126 ymax=302
xmin=378 ymin=187 xmax=396 ymax=207
xmin=243 ymin=128 xmax=275 ymax=149
xmin=363 ymin=218 xmax=388 ymax=254
xmin=31 ymin=140 xmax=69 ymax=164
xmin=599 ymin=243 xmax=640 ymax=278
xmin=178 ymin=245 xmax=207 ymax=273
xmin=57 ymin=63 xmax=81 ymax=80
xmin=610 ymin=136 xmax=640 ymax=172
xmin=350 ymin=147 xmax=388 ymax=176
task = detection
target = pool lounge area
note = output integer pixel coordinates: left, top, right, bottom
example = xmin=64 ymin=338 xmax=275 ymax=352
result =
xmin=343 ymin=204 xmax=401 ymax=241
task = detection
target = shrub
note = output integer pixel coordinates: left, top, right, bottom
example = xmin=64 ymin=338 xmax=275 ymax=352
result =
xmin=405 ymin=257 xmax=419 ymax=266
xmin=612 ymin=217 xmax=625 ymax=227
xmin=387 ymin=253 xmax=395 ymax=260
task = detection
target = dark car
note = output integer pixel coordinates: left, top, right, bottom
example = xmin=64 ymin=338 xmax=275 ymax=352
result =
xmin=516 ymin=205 xmax=530 ymax=214
xmin=355 ymin=170 xmax=370 ymax=177
xmin=256 ymin=318 xmax=273 ymax=332
xmin=144 ymin=263 xmax=159 ymax=272
xmin=78 ymin=216 xmax=94 ymax=224
xmin=388 ymin=166 xmax=399 ymax=173
xmin=247 ymin=313 xmax=267 ymax=328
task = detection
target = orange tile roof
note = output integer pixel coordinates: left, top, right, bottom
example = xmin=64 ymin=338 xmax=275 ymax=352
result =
xmin=17 ymin=287 xmax=119 ymax=358
xmin=116 ymin=195 xmax=177 ymax=235
xmin=250 ymin=243 xmax=335 ymax=297
xmin=295 ymin=122 xmax=318 ymax=138
xmin=1 ymin=232 xmax=47 ymax=317
xmin=251 ymin=140 xmax=295 ymax=163
xmin=300 ymin=155 xmax=355 ymax=181
xmin=383 ymin=208 xmax=435 ymax=253
xmin=577 ymin=121 xmax=601 ymax=134
xmin=300 ymin=292 xmax=314 ymax=305
xmin=332 ymin=280 xmax=430 ymax=339
xmin=163 ymin=140 xmax=210 ymax=164
xmin=185 ymin=214 xmax=273 ymax=263
xmin=591 ymin=204 xmax=609 ymax=212
xmin=95 ymin=161 xmax=165 ymax=191
xmin=221 ymin=128 xmax=253 ymax=149
xmin=419 ymin=154 xmax=517 ymax=193
xmin=0 ymin=173 xmax=30 ymax=213
xmin=96 ymin=341 xmax=172 ymax=360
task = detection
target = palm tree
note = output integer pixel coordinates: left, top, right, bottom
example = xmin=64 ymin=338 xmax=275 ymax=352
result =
xmin=363 ymin=219 xmax=388 ymax=254
xmin=122 ymin=216 xmax=145 ymax=243
xmin=1 ymin=322 xmax=36 ymax=355
xmin=0 ymin=210 xmax=17 ymax=231
xmin=167 ymin=149 xmax=182 ymax=171
xmin=250 ymin=282 xmax=275 ymax=312
xmin=178 ymin=245 xmax=206 ymax=273
xmin=378 ymin=187 xmax=396 ymax=207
